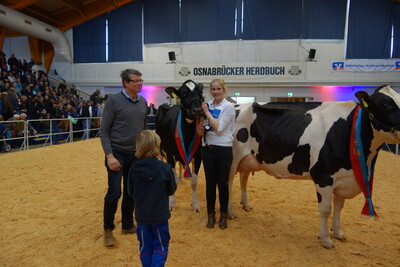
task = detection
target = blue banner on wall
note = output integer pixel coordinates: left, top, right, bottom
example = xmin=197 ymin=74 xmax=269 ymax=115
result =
xmin=332 ymin=60 xmax=400 ymax=72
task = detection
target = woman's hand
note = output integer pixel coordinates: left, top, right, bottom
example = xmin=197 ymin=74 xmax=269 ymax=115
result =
xmin=201 ymin=103 xmax=210 ymax=117
xmin=197 ymin=124 xmax=205 ymax=136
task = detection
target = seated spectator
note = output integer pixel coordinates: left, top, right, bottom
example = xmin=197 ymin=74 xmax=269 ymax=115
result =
xmin=39 ymin=113 xmax=51 ymax=134
xmin=7 ymin=86 xmax=19 ymax=113
xmin=27 ymin=95 xmax=45 ymax=132
xmin=20 ymin=83 xmax=33 ymax=98
xmin=43 ymin=95 xmax=54 ymax=115
xmin=90 ymin=89 xmax=103 ymax=105
xmin=6 ymin=114 xmax=21 ymax=147
xmin=20 ymin=73 xmax=31 ymax=87
xmin=18 ymin=95 xmax=29 ymax=114
xmin=19 ymin=112 xmax=39 ymax=145
xmin=32 ymin=84 xmax=41 ymax=95
xmin=0 ymin=92 xmax=15 ymax=120
xmin=7 ymin=71 xmax=16 ymax=83
xmin=14 ymin=77 xmax=23 ymax=96
xmin=70 ymin=85 xmax=78 ymax=97
xmin=19 ymin=113 xmax=37 ymax=136
xmin=51 ymin=101 xmax=64 ymax=143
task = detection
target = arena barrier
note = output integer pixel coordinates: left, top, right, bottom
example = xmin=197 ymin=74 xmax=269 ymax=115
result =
xmin=0 ymin=117 xmax=100 ymax=152
xmin=1 ymin=115 xmax=157 ymax=152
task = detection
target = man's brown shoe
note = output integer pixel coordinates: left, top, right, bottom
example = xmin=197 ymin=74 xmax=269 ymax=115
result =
xmin=104 ymin=229 xmax=116 ymax=246
xmin=121 ymin=226 xmax=136 ymax=234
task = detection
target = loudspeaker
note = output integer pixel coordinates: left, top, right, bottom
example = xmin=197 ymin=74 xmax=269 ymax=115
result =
xmin=308 ymin=49 xmax=316 ymax=60
xmin=168 ymin=51 xmax=176 ymax=61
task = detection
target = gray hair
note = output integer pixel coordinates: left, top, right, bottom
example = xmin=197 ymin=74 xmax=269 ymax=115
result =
xmin=120 ymin=69 xmax=142 ymax=87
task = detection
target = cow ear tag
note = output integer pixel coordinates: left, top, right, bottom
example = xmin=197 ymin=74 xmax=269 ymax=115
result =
xmin=355 ymin=91 xmax=369 ymax=107
xmin=165 ymin=87 xmax=178 ymax=98
xmin=361 ymin=99 xmax=369 ymax=108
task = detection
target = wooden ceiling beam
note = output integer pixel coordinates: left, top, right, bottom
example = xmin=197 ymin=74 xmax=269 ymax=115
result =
xmin=3 ymin=0 xmax=137 ymax=34
xmin=59 ymin=0 xmax=86 ymax=19
xmin=58 ymin=0 xmax=135 ymax=32
xmin=8 ymin=0 xmax=39 ymax=10
xmin=108 ymin=0 xmax=118 ymax=6
xmin=25 ymin=6 xmax=62 ymax=26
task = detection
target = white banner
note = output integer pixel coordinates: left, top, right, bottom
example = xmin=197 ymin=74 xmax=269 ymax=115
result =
xmin=331 ymin=60 xmax=400 ymax=72
xmin=175 ymin=62 xmax=305 ymax=80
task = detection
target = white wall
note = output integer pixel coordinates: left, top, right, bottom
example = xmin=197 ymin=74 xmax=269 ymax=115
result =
xmin=2 ymin=36 xmax=30 ymax=61
xmin=4 ymin=31 xmax=400 ymax=107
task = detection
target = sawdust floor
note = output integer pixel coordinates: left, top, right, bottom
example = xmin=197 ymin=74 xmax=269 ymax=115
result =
xmin=1 ymin=138 xmax=399 ymax=266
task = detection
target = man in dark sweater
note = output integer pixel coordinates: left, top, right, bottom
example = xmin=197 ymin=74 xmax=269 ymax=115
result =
xmin=99 ymin=69 xmax=148 ymax=246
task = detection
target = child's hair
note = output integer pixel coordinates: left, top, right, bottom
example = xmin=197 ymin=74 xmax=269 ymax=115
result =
xmin=135 ymin=130 xmax=161 ymax=159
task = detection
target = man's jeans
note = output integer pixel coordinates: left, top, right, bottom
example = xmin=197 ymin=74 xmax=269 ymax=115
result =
xmin=103 ymin=149 xmax=136 ymax=230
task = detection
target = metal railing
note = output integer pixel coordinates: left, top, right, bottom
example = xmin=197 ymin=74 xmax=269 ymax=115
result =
xmin=0 ymin=117 xmax=101 ymax=151
xmin=1 ymin=115 xmax=157 ymax=152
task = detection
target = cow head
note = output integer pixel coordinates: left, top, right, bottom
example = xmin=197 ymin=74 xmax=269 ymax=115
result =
xmin=165 ymin=80 xmax=204 ymax=119
xmin=356 ymin=85 xmax=400 ymax=143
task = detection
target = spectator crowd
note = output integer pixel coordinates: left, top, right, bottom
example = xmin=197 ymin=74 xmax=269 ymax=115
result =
xmin=0 ymin=51 xmax=108 ymax=145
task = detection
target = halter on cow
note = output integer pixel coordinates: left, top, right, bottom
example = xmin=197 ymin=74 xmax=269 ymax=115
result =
xmin=228 ymin=85 xmax=400 ymax=248
xmin=155 ymin=80 xmax=204 ymax=211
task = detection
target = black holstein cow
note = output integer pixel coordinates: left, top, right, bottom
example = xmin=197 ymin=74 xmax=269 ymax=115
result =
xmin=155 ymin=80 xmax=204 ymax=211
xmin=228 ymin=85 xmax=400 ymax=248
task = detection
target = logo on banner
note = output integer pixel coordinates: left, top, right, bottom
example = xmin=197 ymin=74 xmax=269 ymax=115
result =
xmin=332 ymin=62 xmax=344 ymax=71
xmin=179 ymin=67 xmax=191 ymax=77
xmin=288 ymin=66 xmax=302 ymax=76
xmin=396 ymin=62 xmax=400 ymax=70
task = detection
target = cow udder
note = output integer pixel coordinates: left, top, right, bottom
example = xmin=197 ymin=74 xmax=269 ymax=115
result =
xmin=236 ymin=154 xmax=263 ymax=173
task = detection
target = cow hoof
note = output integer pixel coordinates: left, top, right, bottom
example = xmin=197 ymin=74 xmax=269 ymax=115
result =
xmin=321 ymin=243 xmax=334 ymax=249
xmin=318 ymin=236 xmax=334 ymax=249
xmin=228 ymin=213 xmax=236 ymax=220
xmin=332 ymin=230 xmax=346 ymax=242
xmin=192 ymin=206 xmax=201 ymax=212
xmin=333 ymin=235 xmax=346 ymax=242
xmin=242 ymin=205 xmax=252 ymax=212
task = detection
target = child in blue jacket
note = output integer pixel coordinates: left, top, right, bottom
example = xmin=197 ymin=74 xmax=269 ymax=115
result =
xmin=128 ymin=130 xmax=177 ymax=267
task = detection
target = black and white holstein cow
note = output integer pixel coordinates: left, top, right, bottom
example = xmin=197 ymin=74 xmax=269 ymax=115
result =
xmin=155 ymin=80 xmax=204 ymax=211
xmin=228 ymin=85 xmax=400 ymax=249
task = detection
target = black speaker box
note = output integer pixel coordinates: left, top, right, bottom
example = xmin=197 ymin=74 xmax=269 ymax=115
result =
xmin=308 ymin=49 xmax=316 ymax=60
xmin=168 ymin=51 xmax=176 ymax=61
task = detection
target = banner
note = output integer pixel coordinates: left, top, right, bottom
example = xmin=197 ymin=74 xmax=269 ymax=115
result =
xmin=176 ymin=62 xmax=305 ymax=80
xmin=331 ymin=60 xmax=400 ymax=72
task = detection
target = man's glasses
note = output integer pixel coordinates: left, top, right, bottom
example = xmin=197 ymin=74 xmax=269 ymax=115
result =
xmin=128 ymin=79 xmax=144 ymax=84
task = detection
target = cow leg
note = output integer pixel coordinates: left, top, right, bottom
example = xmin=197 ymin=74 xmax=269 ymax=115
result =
xmin=240 ymin=172 xmax=252 ymax=212
xmin=316 ymin=186 xmax=334 ymax=249
xmin=227 ymin=162 xmax=239 ymax=219
xmin=169 ymin=168 xmax=179 ymax=210
xmin=332 ymin=194 xmax=346 ymax=242
xmin=190 ymin=173 xmax=200 ymax=212
xmin=176 ymin=163 xmax=184 ymax=183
